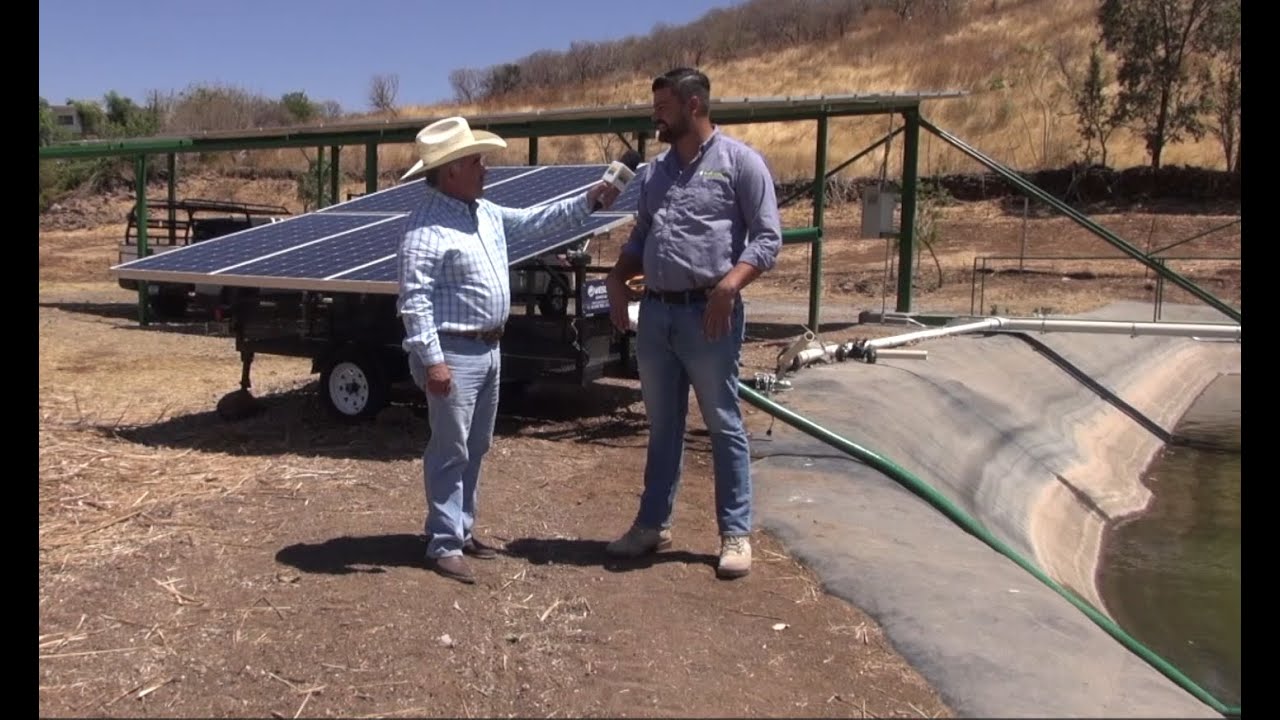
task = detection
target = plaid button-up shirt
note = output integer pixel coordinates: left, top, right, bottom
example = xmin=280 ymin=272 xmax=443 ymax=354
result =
xmin=397 ymin=184 xmax=592 ymax=368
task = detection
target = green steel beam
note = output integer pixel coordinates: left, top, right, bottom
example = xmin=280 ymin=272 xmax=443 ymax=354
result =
xmin=920 ymin=118 xmax=1242 ymax=324
xmin=364 ymin=143 xmax=378 ymax=194
xmin=40 ymin=137 xmax=195 ymax=158
xmin=782 ymin=227 xmax=821 ymax=244
xmin=329 ymin=145 xmax=340 ymax=207
xmin=897 ymin=110 xmax=922 ymax=313
xmin=637 ymin=131 xmax=647 ymax=160
xmin=38 ymin=97 xmax=951 ymax=161
xmin=809 ymin=116 xmax=828 ymax=331
xmin=528 ymin=136 xmax=538 ymax=165
xmin=135 ymin=155 xmax=150 ymax=326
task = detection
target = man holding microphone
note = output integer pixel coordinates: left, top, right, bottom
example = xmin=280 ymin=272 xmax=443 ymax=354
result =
xmin=398 ymin=116 xmax=620 ymax=585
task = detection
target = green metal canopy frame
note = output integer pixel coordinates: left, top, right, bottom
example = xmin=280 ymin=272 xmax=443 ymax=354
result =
xmin=38 ymin=92 xmax=960 ymax=326
xmin=37 ymin=91 xmax=1240 ymax=327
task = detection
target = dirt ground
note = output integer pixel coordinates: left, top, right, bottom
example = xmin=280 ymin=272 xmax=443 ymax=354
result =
xmin=38 ymin=173 xmax=1240 ymax=718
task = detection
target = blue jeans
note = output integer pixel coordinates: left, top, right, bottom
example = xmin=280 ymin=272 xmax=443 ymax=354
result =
xmin=634 ymin=295 xmax=752 ymax=536
xmin=412 ymin=336 xmax=501 ymax=559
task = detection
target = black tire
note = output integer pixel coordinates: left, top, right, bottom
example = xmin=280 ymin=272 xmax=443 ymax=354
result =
xmin=319 ymin=346 xmax=388 ymax=421
xmin=538 ymin=272 xmax=570 ymax=317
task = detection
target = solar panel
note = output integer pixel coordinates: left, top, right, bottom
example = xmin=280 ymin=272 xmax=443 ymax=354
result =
xmin=484 ymin=165 xmax=604 ymax=208
xmin=111 ymin=163 xmax=639 ymax=295
xmin=227 ymin=215 xmax=405 ymax=280
xmin=115 ymin=213 xmax=393 ymax=274
xmin=318 ymin=165 xmax=536 ymax=214
xmin=508 ymin=214 xmax=631 ymax=266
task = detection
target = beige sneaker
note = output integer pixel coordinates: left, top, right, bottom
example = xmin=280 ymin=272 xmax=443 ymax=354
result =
xmin=717 ymin=535 xmax=752 ymax=579
xmin=605 ymin=524 xmax=672 ymax=558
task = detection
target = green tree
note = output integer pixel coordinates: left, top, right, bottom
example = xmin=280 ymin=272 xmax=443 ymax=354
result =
xmin=296 ymin=149 xmax=335 ymax=212
xmin=281 ymin=91 xmax=316 ymax=123
xmin=483 ymin=63 xmax=522 ymax=98
xmin=69 ymin=99 xmax=105 ymax=136
xmin=1098 ymin=0 xmax=1216 ymax=169
xmin=1074 ymin=44 xmax=1122 ymax=167
xmin=1198 ymin=0 xmax=1240 ymax=172
xmin=39 ymin=96 xmax=56 ymax=146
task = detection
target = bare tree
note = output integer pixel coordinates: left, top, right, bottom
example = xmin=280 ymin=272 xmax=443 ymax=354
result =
xmin=648 ymin=23 xmax=688 ymax=71
xmin=567 ymin=41 xmax=604 ymax=85
xmin=448 ymin=68 xmax=486 ymax=103
xmin=368 ymin=74 xmax=399 ymax=114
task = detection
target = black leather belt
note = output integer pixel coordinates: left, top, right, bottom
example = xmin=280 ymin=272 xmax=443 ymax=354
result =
xmin=441 ymin=327 xmax=504 ymax=344
xmin=645 ymin=288 xmax=712 ymax=304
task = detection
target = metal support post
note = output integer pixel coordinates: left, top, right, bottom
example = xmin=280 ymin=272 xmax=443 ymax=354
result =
xmin=329 ymin=145 xmax=340 ymax=208
xmin=167 ymin=153 xmax=177 ymax=246
xmin=897 ymin=110 xmax=922 ymax=312
xmin=135 ymin=154 xmax=150 ymax=326
xmin=365 ymin=143 xmax=378 ymax=194
xmin=808 ymin=116 xmax=828 ymax=331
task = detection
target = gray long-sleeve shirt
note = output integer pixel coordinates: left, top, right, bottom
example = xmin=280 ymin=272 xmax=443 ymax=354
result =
xmin=620 ymin=129 xmax=782 ymax=291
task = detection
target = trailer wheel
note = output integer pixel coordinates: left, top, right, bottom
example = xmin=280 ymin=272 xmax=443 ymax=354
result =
xmin=320 ymin=347 xmax=388 ymax=421
xmin=538 ymin=272 xmax=570 ymax=317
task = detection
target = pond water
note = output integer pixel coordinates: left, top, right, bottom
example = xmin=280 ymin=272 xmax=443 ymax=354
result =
xmin=1097 ymin=372 xmax=1241 ymax=708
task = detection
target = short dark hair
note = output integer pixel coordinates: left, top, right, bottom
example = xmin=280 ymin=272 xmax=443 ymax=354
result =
xmin=652 ymin=67 xmax=711 ymax=113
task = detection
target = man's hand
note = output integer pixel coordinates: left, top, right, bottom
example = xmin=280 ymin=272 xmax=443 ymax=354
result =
xmin=425 ymin=362 xmax=452 ymax=396
xmin=703 ymin=282 xmax=737 ymax=340
xmin=606 ymin=276 xmax=632 ymax=333
xmin=587 ymin=181 xmax=621 ymax=211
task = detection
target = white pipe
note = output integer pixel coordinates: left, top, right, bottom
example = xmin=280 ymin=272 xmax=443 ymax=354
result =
xmin=864 ymin=316 xmax=1240 ymax=350
xmin=777 ymin=330 xmax=817 ymax=372
xmin=793 ymin=345 xmax=831 ymax=367
xmin=992 ymin=318 xmax=1241 ymax=341
xmin=863 ymin=318 xmax=1002 ymax=350
xmin=873 ymin=348 xmax=929 ymax=360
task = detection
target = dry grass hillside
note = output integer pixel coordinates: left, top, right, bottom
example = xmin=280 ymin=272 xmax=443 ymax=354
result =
xmin=216 ymin=0 xmax=1227 ymax=187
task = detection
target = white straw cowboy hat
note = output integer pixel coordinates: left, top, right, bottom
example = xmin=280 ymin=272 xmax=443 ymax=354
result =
xmin=400 ymin=116 xmax=507 ymax=181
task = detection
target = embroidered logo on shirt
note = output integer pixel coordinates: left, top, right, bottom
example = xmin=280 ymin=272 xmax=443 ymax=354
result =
xmin=698 ymin=169 xmax=730 ymax=180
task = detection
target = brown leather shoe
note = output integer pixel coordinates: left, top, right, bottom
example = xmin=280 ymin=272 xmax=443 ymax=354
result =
xmin=463 ymin=537 xmax=499 ymax=560
xmin=428 ymin=555 xmax=475 ymax=584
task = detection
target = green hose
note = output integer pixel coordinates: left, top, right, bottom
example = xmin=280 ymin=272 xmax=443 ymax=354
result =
xmin=739 ymin=383 xmax=1241 ymax=718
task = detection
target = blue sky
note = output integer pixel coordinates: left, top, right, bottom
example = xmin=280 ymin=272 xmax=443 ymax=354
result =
xmin=39 ymin=0 xmax=741 ymax=111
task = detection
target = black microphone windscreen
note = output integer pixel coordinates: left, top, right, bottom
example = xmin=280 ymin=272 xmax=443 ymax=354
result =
xmin=620 ymin=150 xmax=643 ymax=170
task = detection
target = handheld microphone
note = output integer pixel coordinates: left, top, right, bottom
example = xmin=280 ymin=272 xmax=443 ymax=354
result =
xmin=593 ymin=150 xmax=644 ymax=211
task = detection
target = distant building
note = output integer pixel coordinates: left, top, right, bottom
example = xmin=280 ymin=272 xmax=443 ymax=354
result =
xmin=50 ymin=105 xmax=82 ymax=136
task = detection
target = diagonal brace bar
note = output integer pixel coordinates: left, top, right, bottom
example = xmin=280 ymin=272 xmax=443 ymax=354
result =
xmin=778 ymin=126 xmax=905 ymax=209
xmin=919 ymin=118 xmax=1241 ymax=324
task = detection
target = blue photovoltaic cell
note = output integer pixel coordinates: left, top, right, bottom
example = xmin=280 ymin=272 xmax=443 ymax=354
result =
xmin=507 ymin=215 xmax=626 ymax=265
xmin=319 ymin=166 xmax=537 ymax=214
xmin=485 ymin=165 xmax=604 ymax=208
xmin=229 ymin=216 xmax=406 ymax=279
xmin=338 ymin=256 xmax=398 ymax=283
xmin=115 ymin=214 xmax=380 ymax=274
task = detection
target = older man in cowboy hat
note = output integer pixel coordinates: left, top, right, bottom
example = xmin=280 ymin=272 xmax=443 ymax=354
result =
xmin=397 ymin=116 xmax=620 ymax=584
